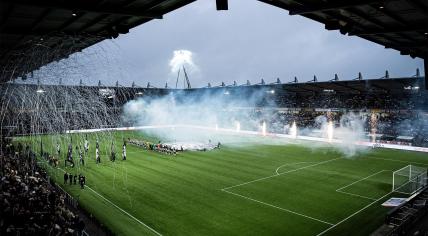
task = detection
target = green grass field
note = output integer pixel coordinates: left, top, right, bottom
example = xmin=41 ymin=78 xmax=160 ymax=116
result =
xmin=17 ymin=129 xmax=428 ymax=236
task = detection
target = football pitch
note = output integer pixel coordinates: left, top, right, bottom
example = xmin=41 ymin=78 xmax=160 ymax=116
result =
xmin=19 ymin=130 xmax=428 ymax=236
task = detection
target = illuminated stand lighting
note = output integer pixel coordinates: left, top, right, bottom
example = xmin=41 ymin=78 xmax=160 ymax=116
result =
xmin=290 ymin=121 xmax=297 ymax=139
xmin=327 ymin=121 xmax=334 ymax=143
xmin=36 ymin=89 xmax=45 ymax=93
xmin=236 ymin=121 xmax=240 ymax=132
xmin=262 ymin=121 xmax=267 ymax=136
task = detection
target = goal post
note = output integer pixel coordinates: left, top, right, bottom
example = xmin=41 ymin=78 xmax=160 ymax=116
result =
xmin=392 ymin=165 xmax=427 ymax=195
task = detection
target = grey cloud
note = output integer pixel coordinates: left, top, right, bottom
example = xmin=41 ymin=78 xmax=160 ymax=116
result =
xmin=26 ymin=0 xmax=424 ymax=87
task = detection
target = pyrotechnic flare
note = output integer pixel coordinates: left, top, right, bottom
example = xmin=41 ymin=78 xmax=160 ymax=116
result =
xmin=236 ymin=121 xmax=240 ymax=132
xmin=327 ymin=121 xmax=334 ymax=142
xmin=262 ymin=121 xmax=267 ymax=136
xmin=290 ymin=121 xmax=297 ymax=138
xmin=370 ymin=113 xmax=378 ymax=143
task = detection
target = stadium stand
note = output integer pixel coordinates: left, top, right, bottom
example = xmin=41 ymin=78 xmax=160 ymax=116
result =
xmin=0 ymin=141 xmax=114 ymax=236
xmin=2 ymin=76 xmax=427 ymax=146
xmin=1 ymin=1 xmax=427 ymax=235
xmin=382 ymin=187 xmax=428 ymax=235
xmin=0 ymin=143 xmax=85 ymax=235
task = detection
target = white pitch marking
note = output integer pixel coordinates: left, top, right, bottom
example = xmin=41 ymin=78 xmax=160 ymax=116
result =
xmin=86 ymin=186 xmax=162 ymax=236
xmin=223 ymin=157 xmax=341 ymax=191
xmin=275 ymin=162 xmax=317 ymax=175
xmin=315 ymin=190 xmax=393 ymax=236
xmin=336 ymin=170 xmax=390 ymax=192
xmin=335 ymin=189 xmax=377 ymax=201
xmin=222 ymin=189 xmax=334 ymax=226
xmin=49 ymin=164 xmax=162 ymax=236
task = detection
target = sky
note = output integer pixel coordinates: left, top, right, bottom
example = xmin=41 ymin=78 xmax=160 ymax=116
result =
xmin=30 ymin=0 xmax=424 ymax=87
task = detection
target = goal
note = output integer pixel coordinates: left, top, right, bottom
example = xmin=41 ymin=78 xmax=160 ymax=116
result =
xmin=392 ymin=165 xmax=427 ymax=194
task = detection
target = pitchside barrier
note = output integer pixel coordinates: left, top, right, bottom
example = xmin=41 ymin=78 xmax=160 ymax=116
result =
xmin=65 ymin=125 xmax=428 ymax=153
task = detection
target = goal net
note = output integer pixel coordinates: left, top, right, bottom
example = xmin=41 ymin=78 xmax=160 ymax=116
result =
xmin=392 ymin=165 xmax=427 ymax=194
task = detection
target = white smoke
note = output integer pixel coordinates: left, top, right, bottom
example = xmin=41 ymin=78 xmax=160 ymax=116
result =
xmin=296 ymin=113 xmax=369 ymax=157
xmin=334 ymin=112 xmax=369 ymax=157
xmin=122 ymin=89 xmax=274 ymax=143
xmin=169 ymin=50 xmax=197 ymax=74
xmin=122 ymin=90 xmax=372 ymax=157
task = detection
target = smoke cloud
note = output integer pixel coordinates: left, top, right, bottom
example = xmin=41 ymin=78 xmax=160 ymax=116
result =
xmin=122 ymin=89 xmax=373 ymax=157
xmin=122 ymin=89 xmax=276 ymax=142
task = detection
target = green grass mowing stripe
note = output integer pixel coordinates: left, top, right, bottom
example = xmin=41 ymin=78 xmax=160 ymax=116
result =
xmin=126 ymin=146 xmax=304 ymax=190
xmin=40 ymin=158 xmax=163 ymax=236
xmin=223 ymin=157 xmax=341 ymax=190
xmin=316 ymin=190 xmax=393 ymax=236
xmin=222 ymin=189 xmax=335 ymax=226
xmin=38 ymin=160 xmax=159 ymax=235
xmin=85 ymin=185 xmax=162 ymax=236
xmin=19 ymin=131 xmax=428 ymax=236
xmin=336 ymin=170 xmax=390 ymax=192
xmin=335 ymin=190 xmax=377 ymax=201
xmin=228 ymin=167 xmax=374 ymax=224
xmin=369 ymin=156 xmax=428 ymax=166
xmin=336 ymin=170 xmax=392 ymax=200
xmin=275 ymin=162 xmax=318 ymax=175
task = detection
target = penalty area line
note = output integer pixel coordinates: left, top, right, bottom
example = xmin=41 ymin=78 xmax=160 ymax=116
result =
xmin=335 ymin=170 xmax=391 ymax=201
xmin=316 ymin=190 xmax=393 ymax=236
xmin=222 ymin=189 xmax=334 ymax=226
xmin=53 ymin=166 xmax=162 ymax=236
xmin=335 ymin=189 xmax=377 ymax=201
xmin=336 ymin=170 xmax=391 ymax=192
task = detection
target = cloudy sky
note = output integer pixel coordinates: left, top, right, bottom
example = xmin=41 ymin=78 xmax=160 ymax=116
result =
xmin=34 ymin=0 xmax=424 ymax=87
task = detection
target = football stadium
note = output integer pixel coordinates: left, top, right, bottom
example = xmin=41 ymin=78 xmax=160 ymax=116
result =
xmin=1 ymin=1 xmax=428 ymax=236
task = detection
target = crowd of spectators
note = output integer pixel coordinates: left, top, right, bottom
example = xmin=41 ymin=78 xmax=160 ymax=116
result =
xmin=271 ymin=91 xmax=425 ymax=110
xmin=0 ymin=142 xmax=85 ymax=236
xmin=242 ymin=109 xmax=428 ymax=147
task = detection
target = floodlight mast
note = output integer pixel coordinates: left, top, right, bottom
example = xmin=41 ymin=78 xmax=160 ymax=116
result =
xmin=175 ymin=67 xmax=181 ymax=89
xmin=174 ymin=66 xmax=191 ymax=89
xmin=182 ymin=66 xmax=191 ymax=89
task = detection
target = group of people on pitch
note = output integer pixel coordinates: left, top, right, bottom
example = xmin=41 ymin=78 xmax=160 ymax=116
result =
xmin=128 ymin=138 xmax=178 ymax=156
xmin=61 ymin=139 xmax=89 ymax=168
xmin=58 ymin=137 xmax=127 ymax=167
xmin=107 ymin=140 xmax=127 ymax=162
xmin=63 ymin=172 xmax=86 ymax=189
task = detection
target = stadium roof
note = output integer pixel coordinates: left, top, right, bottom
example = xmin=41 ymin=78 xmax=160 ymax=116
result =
xmin=259 ymin=0 xmax=428 ymax=59
xmin=0 ymin=0 xmax=427 ymax=86
xmin=0 ymin=0 xmax=196 ymax=83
